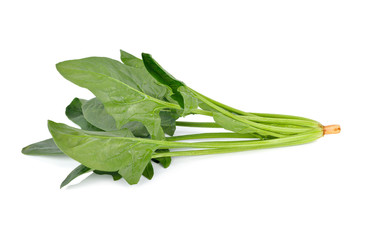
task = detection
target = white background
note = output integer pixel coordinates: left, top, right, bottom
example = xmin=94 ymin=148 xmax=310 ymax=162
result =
xmin=1 ymin=0 xmax=368 ymax=239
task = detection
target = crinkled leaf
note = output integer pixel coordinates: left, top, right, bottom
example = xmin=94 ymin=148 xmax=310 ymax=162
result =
xmin=142 ymin=53 xmax=198 ymax=115
xmin=60 ymin=164 xmax=91 ymax=188
xmin=22 ymin=138 xmax=63 ymax=155
xmin=48 ymin=121 xmax=160 ymax=185
xmin=56 ymin=57 xmax=179 ymax=139
xmin=65 ymin=97 xmax=102 ymax=131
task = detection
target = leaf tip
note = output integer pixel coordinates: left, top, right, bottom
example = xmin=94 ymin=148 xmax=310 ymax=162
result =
xmin=21 ymin=146 xmax=29 ymax=155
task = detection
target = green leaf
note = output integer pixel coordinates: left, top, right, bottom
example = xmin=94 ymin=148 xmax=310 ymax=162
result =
xmin=93 ymin=170 xmax=123 ymax=181
xmin=48 ymin=120 xmax=160 ymax=185
xmin=22 ymin=138 xmax=64 ymax=155
xmin=56 ymin=57 xmax=179 ymax=139
xmin=152 ymin=149 xmax=172 ymax=168
xmin=120 ymin=50 xmax=144 ymax=68
xmin=159 ymin=110 xmax=177 ymax=136
xmin=142 ymin=53 xmax=198 ymax=115
xmin=60 ymin=164 xmax=92 ymax=188
xmin=142 ymin=161 xmax=154 ymax=180
xmin=65 ymin=97 xmax=102 ymax=131
xmin=81 ymin=98 xmax=150 ymax=138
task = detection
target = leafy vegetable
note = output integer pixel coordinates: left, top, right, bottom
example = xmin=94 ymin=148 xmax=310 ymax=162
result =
xmin=22 ymin=49 xmax=340 ymax=188
xmin=56 ymin=57 xmax=180 ymax=139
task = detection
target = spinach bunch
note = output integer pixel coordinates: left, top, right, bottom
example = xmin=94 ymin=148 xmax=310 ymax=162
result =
xmin=22 ymin=50 xmax=340 ymax=188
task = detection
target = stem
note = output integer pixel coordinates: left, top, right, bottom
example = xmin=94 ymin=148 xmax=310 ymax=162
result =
xmin=157 ymin=130 xmax=322 ymax=149
xmin=189 ymin=88 xmax=287 ymax=137
xmin=176 ymin=121 xmax=221 ymax=128
xmin=192 ymin=89 xmax=256 ymax=116
xmin=240 ymin=116 xmax=320 ymax=129
xmin=166 ymin=132 xmax=258 ymax=141
xmin=153 ymin=131 xmax=322 ymax=158
xmin=189 ymin=109 xmax=213 ymax=116
xmin=249 ymin=112 xmax=320 ymax=123
xmin=189 ymin=89 xmax=320 ymax=126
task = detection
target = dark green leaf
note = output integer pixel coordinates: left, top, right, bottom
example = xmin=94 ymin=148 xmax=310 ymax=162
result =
xmin=142 ymin=161 xmax=154 ymax=180
xmin=60 ymin=164 xmax=91 ymax=188
xmin=152 ymin=149 xmax=172 ymax=168
xmin=22 ymin=138 xmax=64 ymax=155
xmin=48 ymin=121 xmax=160 ymax=184
xmin=142 ymin=53 xmax=198 ymax=115
xmin=93 ymin=170 xmax=122 ymax=181
xmin=159 ymin=110 xmax=177 ymax=136
xmin=65 ymin=98 xmax=102 ymax=131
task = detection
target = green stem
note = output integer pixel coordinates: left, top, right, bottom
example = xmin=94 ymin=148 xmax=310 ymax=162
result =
xmin=157 ymin=130 xmax=322 ymax=149
xmin=249 ymin=112 xmax=320 ymax=123
xmin=166 ymin=132 xmax=258 ymax=141
xmin=189 ymin=88 xmax=287 ymax=137
xmin=153 ymin=131 xmax=322 ymax=158
xmin=189 ymin=109 xmax=213 ymax=116
xmin=239 ymin=116 xmax=320 ymax=129
xmin=189 ymin=89 xmax=319 ymax=125
xmin=176 ymin=121 xmax=221 ymax=128
xmin=193 ymin=90 xmax=255 ymax=116
xmin=183 ymin=111 xmax=319 ymax=130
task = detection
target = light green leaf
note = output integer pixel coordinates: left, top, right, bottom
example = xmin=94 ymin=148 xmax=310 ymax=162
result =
xmin=81 ymin=97 xmax=150 ymax=137
xmin=48 ymin=121 xmax=160 ymax=185
xmin=120 ymin=50 xmax=144 ymax=68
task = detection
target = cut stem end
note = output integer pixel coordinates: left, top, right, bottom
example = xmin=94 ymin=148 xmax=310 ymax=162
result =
xmin=323 ymin=125 xmax=341 ymax=135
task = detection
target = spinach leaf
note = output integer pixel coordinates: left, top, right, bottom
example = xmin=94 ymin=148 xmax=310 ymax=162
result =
xmin=142 ymin=53 xmax=198 ymax=115
xmin=60 ymin=164 xmax=91 ymax=189
xmin=65 ymin=97 xmax=102 ymax=131
xmin=81 ymin=97 xmax=150 ymax=137
xmin=56 ymin=57 xmax=180 ymax=139
xmin=22 ymin=138 xmax=64 ymax=155
xmin=152 ymin=149 xmax=172 ymax=168
xmin=82 ymin=98 xmax=176 ymax=137
xmin=48 ymin=120 xmax=161 ymax=185
xmin=159 ymin=110 xmax=177 ymax=137
xmin=120 ymin=50 xmax=144 ymax=68
xmin=142 ymin=161 xmax=154 ymax=180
